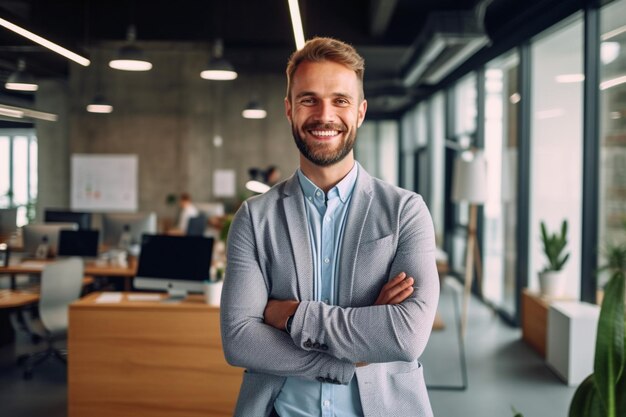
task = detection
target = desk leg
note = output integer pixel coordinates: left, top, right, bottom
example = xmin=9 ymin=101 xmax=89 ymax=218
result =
xmin=125 ymin=277 xmax=132 ymax=291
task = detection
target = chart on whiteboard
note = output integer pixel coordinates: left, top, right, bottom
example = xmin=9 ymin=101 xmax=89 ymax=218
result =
xmin=71 ymin=154 xmax=138 ymax=211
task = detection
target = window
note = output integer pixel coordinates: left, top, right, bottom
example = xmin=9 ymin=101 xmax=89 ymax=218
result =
xmin=529 ymin=15 xmax=584 ymax=299
xmin=482 ymin=51 xmax=520 ymax=317
xmin=0 ymin=129 xmax=38 ymax=226
xmin=449 ymin=73 xmax=478 ymax=273
xmin=355 ymin=120 xmax=398 ymax=185
xmin=598 ymin=0 xmax=626 ymax=289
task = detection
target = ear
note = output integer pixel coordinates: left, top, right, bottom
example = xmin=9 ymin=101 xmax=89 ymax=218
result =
xmin=357 ymin=99 xmax=367 ymax=128
xmin=285 ymin=97 xmax=292 ymax=123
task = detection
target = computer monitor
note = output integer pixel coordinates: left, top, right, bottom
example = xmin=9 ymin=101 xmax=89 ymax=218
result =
xmin=134 ymin=234 xmax=213 ymax=301
xmin=44 ymin=209 xmax=92 ymax=230
xmin=23 ymin=223 xmax=79 ymax=258
xmin=0 ymin=208 xmax=18 ymax=235
xmin=101 ymin=212 xmax=157 ymax=248
xmin=58 ymin=229 xmax=100 ymax=258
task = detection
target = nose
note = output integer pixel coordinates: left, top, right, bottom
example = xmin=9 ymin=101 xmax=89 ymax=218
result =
xmin=313 ymin=100 xmax=335 ymax=123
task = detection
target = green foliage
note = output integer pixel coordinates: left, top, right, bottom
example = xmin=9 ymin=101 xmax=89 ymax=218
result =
xmin=219 ymin=215 xmax=233 ymax=243
xmin=165 ymin=193 xmax=177 ymax=206
xmin=516 ymin=241 xmax=625 ymax=417
xmin=540 ymin=220 xmax=570 ymax=272
xmin=569 ymin=267 xmax=625 ymax=417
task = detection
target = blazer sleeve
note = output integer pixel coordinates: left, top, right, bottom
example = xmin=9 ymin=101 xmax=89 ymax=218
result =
xmin=288 ymin=194 xmax=440 ymax=364
xmin=220 ymin=201 xmax=356 ymax=384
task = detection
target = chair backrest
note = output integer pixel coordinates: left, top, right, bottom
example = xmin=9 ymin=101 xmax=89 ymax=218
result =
xmin=186 ymin=213 xmax=208 ymax=236
xmin=39 ymin=257 xmax=84 ymax=335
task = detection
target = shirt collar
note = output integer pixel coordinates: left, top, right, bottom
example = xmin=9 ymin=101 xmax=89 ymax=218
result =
xmin=297 ymin=162 xmax=359 ymax=204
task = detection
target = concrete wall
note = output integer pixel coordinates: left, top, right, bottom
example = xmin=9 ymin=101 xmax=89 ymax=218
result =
xmin=36 ymin=41 xmax=299 ymax=222
xmin=35 ymin=80 xmax=71 ymax=221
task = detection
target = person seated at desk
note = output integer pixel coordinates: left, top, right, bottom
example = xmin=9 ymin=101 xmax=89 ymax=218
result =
xmin=168 ymin=192 xmax=199 ymax=235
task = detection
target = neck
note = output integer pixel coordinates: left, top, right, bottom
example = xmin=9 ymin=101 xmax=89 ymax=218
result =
xmin=299 ymin=153 xmax=355 ymax=193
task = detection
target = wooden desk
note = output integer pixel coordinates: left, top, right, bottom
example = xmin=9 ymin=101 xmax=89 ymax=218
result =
xmin=68 ymin=292 xmax=242 ymax=417
xmin=0 ymin=260 xmax=137 ymax=290
xmin=0 ymin=289 xmax=39 ymax=345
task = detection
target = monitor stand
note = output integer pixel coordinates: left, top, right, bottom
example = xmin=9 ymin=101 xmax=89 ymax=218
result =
xmin=162 ymin=288 xmax=188 ymax=303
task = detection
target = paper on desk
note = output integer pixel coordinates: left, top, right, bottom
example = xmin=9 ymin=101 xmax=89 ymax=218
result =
xmin=126 ymin=294 xmax=162 ymax=301
xmin=19 ymin=261 xmax=47 ymax=270
xmin=95 ymin=292 xmax=123 ymax=303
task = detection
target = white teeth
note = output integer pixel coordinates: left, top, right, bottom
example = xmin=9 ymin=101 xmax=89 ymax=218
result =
xmin=310 ymin=130 xmax=339 ymax=137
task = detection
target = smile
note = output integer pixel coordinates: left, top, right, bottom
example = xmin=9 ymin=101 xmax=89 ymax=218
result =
xmin=309 ymin=130 xmax=340 ymax=137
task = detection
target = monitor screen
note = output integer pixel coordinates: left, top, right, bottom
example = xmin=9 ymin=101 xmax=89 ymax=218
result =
xmin=101 ymin=212 xmax=157 ymax=248
xmin=134 ymin=234 xmax=213 ymax=299
xmin=23 ymin=223 xmax=79 ymax=258
xmin=0 ymin=208 xmax=18 ymax=235
xmin=44 ymin=209 xmax=92 ymax=230
xmin=58 ymin=229 xmax=100 ymax=257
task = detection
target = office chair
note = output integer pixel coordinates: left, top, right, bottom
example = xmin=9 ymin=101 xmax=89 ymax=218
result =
xmin=17 ymin=257 xmax=84 ymax=380
xmin=186 ymin=213 xmax=208 ymax=236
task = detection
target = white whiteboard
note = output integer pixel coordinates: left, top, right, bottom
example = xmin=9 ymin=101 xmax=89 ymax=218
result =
xmin=71 ymin=154 xmax=138 ymax=212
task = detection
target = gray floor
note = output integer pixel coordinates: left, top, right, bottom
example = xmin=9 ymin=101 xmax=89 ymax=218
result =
xmin=424 ymin=280 xmax=577 ymax=417
xmin=0 ymin=281 xmax=578 ymax=417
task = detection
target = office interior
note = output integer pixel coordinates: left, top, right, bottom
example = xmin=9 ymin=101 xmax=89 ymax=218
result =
xmin=0 ymin=0 xmax=625 ymax=416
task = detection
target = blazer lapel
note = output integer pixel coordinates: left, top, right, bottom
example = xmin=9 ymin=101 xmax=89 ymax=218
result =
xmin=281 ymin=175 xmax=314 ymax=301
xmin=337 ymin=168 xmax=373 ymax=307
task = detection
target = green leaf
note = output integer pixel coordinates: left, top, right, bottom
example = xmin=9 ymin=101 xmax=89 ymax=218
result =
xmin=617 ymin=371 xmax=625 ymax=417
xmin=594 ymin=270 xmax=625 ymax=416
xmin=569 ymin=374 xmax=604 ymax=417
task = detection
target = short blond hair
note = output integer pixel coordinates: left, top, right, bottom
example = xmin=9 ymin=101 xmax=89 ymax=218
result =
xmin=286 ymin=37 xmax=365 ymax=102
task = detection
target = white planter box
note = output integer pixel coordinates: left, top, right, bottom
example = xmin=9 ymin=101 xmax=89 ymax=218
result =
xmin=546 ymin=301 xmax=600 ymax=386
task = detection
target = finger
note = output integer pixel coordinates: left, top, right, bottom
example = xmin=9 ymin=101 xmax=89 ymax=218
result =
xmin=382 ymin=272 xmax=406 ymax=290
xmin=382 ymin=277 xmax=414 ymax=302
xmin=387 ymin=285 xmax=414 ymax=304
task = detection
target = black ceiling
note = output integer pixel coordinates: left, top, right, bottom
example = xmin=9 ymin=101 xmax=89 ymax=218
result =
xmin=0 ymin=0 xmax=555 ymax=114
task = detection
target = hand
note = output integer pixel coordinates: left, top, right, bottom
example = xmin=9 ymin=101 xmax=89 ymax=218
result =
xmin=264 ymin=299 xmax=299 ymax=331
xmin=373 ymin=272 xmax=414 ymax=305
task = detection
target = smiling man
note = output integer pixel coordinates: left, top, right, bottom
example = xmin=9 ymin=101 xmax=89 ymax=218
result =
xmin=221 ymin=37 xmax=439 ymax=417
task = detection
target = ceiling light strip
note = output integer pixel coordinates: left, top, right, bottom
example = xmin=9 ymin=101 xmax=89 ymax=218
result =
xmin=0 ymin=17 xmax=90 ymax=66
xmin=0 ymin=103 xmax=57 ymax=121
xmin=287 ymin=0 xmax=305 ymax=50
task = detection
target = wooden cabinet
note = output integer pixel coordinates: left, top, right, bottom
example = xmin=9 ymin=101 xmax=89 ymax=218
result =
xmin=521 ymin=290 xmax=550 ymax=358
xmin=68 ymin=292 xmax=243 ymax=417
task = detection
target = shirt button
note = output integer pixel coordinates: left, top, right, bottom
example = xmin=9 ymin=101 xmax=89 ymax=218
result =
xmin=325 ymin=216 xmax=331 ymax=222
xmin=316 ymin=191 xmax=322 ymax=197
xmin=324 ymin=258 xmax=330 ymax=264
xmin=323 ymin=400 xmax=331 ymax=407
xmin=307 ymin=196 xmax=312 ymax=201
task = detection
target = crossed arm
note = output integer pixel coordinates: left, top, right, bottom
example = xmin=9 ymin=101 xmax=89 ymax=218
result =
xmin=264 ymin=272 xmax=416 ymax=331
xmin=221 ymin=196 xmax=439 ymax=383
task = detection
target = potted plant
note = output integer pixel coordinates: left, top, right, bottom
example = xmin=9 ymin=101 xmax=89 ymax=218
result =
xmin=539 ymin=220 xmax=570 ymax=298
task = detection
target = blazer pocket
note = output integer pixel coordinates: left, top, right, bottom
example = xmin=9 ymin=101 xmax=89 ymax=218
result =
xmin=386 ymin=362 xmax=433 ymax=417
xmin=359 ymin=233 xmax=394 ymax=251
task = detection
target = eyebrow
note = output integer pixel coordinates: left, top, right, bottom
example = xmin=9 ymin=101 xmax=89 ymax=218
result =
xmin=294 ymin=91 xmax=355 ymax=100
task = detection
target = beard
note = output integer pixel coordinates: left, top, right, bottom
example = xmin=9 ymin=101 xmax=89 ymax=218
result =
xmin=292 ymin=122 xmax=356 ymax=167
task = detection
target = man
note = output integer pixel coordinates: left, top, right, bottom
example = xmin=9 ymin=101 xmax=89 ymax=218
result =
xmin=174 ymin=192 xmax=198 ymax=234
xmin=221 ymin=37 xmax=439 ymax=417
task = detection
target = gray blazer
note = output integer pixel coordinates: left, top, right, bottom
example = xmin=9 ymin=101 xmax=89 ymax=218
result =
xmin=221 ymin=167 xmax=439 ymax=417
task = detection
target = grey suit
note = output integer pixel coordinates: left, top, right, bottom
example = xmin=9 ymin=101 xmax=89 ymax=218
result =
xmin=221 ymin=166 xmax=439 ymax=417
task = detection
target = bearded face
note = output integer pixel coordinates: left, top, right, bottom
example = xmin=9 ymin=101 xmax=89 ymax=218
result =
xmin=291 ymin=120 xmax=357 ymax=167
xmin=286 ymin=60 xmax=367 ymax=169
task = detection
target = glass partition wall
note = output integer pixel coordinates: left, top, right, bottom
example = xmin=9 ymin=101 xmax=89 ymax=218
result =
xmin=482 ymin=51 xmax=520 ymax=317
xmin=529 ymin=15 xmax=584 ymax=300
xmin=598 ymin=0 xmax=626 ymax=292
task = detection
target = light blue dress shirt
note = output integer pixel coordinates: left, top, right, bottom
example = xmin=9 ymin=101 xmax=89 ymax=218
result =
xmin=274 ymin=163 xmax=363 ymax=417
